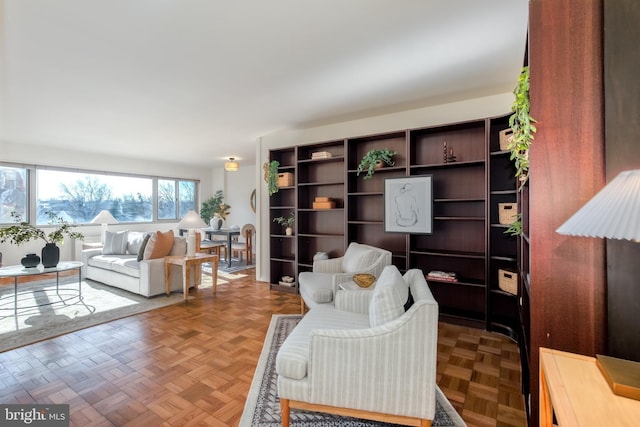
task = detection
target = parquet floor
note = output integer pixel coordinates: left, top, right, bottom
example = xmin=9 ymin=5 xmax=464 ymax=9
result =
xmin=0 ymin=269 xmax=527 ymax=427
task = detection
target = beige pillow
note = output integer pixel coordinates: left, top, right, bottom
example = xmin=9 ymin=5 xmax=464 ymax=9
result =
xmin=143 ymin=230 xmax=174 ymax=259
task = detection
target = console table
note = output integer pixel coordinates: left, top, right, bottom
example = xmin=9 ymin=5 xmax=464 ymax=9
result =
xmin=539 ymin=347 xmax=640 ymax=426
xmin=0 ymin=261 xmax=84 ymax=315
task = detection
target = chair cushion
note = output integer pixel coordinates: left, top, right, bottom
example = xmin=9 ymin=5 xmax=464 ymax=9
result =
xmin=299 ymin=272 xmax=334 ymax=303
xmin=369 ymin=266 xmax=406 ymax=327
xmin=341 ymin=243 xmax=377 ymax=273
xmin=103 ymin=230 xmax=129 ymax=255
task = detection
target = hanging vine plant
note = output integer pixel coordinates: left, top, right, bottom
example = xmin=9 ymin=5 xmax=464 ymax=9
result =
xmin=263 ymin=160 xmax=280 ymax=196
xmin=508 ymin=66 xmax=536 ymax=190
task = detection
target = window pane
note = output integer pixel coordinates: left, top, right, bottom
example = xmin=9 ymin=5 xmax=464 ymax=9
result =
xmin=0 ymin=166 xmax=28 ymax=223
xmin=179 ymin=181 xmax=196 ymax=218
xmin=158 ymin=179 xmax=176 ymax=220
xmin=37 ymin=170 xmax=152 ymax=224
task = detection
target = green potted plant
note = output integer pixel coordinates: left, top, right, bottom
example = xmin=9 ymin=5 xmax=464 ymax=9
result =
xmin=200 ymin=190 xmax=231 ymax=229
xmin=264 ymin=160 xmax=280 ymax=195
xmin=273 ymin=212 xmax=295 ymax=236
xmin=0 ymin=211 xmax=84 ymax=267
xmin=508 ymin=66 xmax=536 ymax=190
xmin=356 ymin=149 xmax=397 ymax=180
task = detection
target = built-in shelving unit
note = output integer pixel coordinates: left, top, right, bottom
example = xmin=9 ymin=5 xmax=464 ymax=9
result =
xmin=268 ymin=114 xmax=524 ymax=339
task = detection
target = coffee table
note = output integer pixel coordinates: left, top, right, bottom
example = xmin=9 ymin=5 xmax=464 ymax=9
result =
xmin=0 ymin=261 xmax=84 ymax=315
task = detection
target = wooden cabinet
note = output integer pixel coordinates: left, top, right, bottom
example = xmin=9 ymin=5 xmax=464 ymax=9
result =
xmin=268 ymin=114 xmax=524 ymax=339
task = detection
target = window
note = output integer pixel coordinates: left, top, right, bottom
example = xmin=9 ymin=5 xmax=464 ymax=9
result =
xmin=158 ymin=179 xmax=176 ymax=220
xmin=0 ymin=166 xmax=28 ymax=223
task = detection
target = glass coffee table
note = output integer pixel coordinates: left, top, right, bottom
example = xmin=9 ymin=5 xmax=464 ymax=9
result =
xmin=0 ymin=261 xmax=84 ymax=315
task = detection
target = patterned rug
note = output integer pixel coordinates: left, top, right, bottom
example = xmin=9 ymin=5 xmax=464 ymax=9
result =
xmin=203 ymin=258 xmax=255 ymax=274
xmin=239 ymin=314 xmax=467 ymax=427
xmin=0 ymin=276 xmax=188 ymax=353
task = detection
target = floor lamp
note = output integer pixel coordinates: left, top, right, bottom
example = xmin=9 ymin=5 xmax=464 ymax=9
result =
xmin=556 ymin=169 xmax=640 ymax=400
xmin=177 ymin=211 xmax=208 ymax=257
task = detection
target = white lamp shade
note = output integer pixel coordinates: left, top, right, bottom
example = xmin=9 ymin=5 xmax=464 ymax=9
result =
xmin=91 ymin=210 xmax=118 ymax=225
xmin=556 ymin=169 xmax=640 ymax=241
xmin=177 ymin=210 xmax=208 ymax=229
xmin=225 ymin=158 xmax=239 ymax=172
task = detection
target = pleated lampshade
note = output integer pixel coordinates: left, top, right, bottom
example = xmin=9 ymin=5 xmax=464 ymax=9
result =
xmin=556 ymin=169 xmax=640 ymax=241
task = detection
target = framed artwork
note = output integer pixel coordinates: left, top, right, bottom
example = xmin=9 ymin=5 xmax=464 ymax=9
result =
xmin=384 ymin=175 xmax=433 ymax=234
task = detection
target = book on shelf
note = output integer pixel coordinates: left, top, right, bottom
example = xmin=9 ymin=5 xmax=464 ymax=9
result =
xmin=311 ymin=151 xmax=332 ymax=159
xmin=426 ymin=271 xmax=458 ymax=282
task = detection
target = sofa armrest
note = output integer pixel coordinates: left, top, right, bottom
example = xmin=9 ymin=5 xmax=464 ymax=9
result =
xmin=306 ymin=299 xmax=439 ymax=419
xmin=81 ymin=248 xmax=103 ymax=277
xmin=334 ymin=289 xmax=373 ymax=314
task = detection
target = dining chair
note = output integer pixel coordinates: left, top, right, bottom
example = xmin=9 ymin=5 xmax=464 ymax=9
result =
xmin=225 ymin=224 xmax=255 ymax=264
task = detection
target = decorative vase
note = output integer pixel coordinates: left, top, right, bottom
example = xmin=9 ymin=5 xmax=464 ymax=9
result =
xmin=313 ymin=251 xmax=328 ymax=261
xmin=21 ymin=253 xmax=40 ymax=268
xmin=41 ymin=243 xmax=60 ymax=268
xmin=285 ymin=227 xmax=293 ymax=236
xmin=210 ymin=215 xmax=223 ymax=230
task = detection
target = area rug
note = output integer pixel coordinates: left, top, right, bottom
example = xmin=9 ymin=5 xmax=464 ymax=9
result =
xmin=239 ymin=314 xmax=467 ymax=427
xmin=204 ymin=258 xmax=255 ymax=274
xmin=0 ymin=276 xmax=188 ymax=353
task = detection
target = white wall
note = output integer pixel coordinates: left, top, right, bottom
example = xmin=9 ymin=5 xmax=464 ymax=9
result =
xmin=254 ymin=92 xmax=516 ymax=282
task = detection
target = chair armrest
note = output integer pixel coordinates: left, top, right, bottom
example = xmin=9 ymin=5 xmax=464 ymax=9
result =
xmin=334 ymin=289 xmax=373 ymax=314
xmin=312 ymin=257 xmax=343 ymax=273
xmin=306 ymin=299 xmax=439 ymax=419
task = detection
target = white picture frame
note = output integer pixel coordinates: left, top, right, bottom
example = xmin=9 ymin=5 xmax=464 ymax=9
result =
xmin=384 ymin=175 xmax=433 ymax=234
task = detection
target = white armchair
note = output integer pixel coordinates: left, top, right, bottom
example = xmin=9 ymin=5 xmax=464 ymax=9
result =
xmin=277 ymin=267 xmax=439 ymax=426
xmin=298 ymin=242 xmax=391 ymax=314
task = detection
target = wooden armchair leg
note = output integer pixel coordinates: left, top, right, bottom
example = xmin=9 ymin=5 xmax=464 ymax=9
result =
xmin=280 ymin=398 xmax=290 ymax=427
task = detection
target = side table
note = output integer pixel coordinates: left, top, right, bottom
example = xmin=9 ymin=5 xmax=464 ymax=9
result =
xmin=539 ymin=347 xmax=640 ymax=426
xmin=165 ymin=253 xmax=219 ymax=302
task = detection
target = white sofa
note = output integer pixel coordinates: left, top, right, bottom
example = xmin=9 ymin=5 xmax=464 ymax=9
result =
xmin=81 ymin=231 xmax=196 ymax=297
xmin=276 ymin=266 xmax=439 ymax=426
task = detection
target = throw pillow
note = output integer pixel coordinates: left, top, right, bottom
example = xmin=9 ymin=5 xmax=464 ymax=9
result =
xmin=136 ymin=233 xmax=152 ymax=262
xmin=126 ymin=231 xmax=148 ymax=255
xmin=369 ymin=265 xmax=406 ymax=327
xmin=341 ymin=243 xmax=377 ymax=273
xmin=142 ymin=230 xmax=174 ymax=260
xmin=103 ymin=230 xmax=129 ymax=255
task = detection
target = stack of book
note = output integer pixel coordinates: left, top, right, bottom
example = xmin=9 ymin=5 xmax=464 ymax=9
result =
xmin=311 ymin=151 xmax=332 ymax=159
xmin=426 ymin=270 xmax=458 ymax=282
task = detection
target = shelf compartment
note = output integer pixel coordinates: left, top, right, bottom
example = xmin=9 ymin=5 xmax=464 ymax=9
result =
xmin=410 ymin=120 xmax=486 ymax=165
xmin=297 ymin=140 xmax=345 ymax=161
xmin=347 ymin=131 xmax=407 ymax=171
xmin=413 ymin=220 xmax=485 ymax=254
xmin=427 ymin=280 xmax=486 ymax=321
xmin=427 ymin=166 xmax=486 ymax=200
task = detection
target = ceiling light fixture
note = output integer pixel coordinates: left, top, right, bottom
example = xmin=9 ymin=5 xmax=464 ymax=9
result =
xmin=225 ymin=158 xmax=239 ymax=172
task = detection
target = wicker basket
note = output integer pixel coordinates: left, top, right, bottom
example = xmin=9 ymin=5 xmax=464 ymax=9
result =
xmin=498 ymin=203 xmax=518 ymax=225
xmin=277 ymin=172 xmax=294 ymax=187
xmin=353 ymin=274 xmax=376 ymax=288
xmin=499 ymin=129 xmax=514 ymax=151
xmin=498 ymin=269 xmax=517 ymax=294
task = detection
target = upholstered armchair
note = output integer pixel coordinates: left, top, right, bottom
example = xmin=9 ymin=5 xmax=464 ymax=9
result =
xmin=277 ymin=267 xmax=439 ymax=426
xmin=298 ymin=242 xmax=392 ymax=314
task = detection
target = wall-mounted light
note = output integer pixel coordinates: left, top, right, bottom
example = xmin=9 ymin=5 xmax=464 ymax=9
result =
xmin=225 ymin=157 xmax=239 ymax=172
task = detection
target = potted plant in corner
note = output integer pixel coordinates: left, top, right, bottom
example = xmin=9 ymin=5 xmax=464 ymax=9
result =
xmin=273 ymin=212 xmax=295 ymax=236
xmin=356 ymin=149 xmax=397 ymax=180
xmin=0 ymin=211 xmax=84 ymax=268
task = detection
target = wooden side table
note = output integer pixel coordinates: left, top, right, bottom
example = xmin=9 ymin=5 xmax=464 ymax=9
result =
xmin=539 ymin=347 xmax=640 ymax=426
xmin=165 ymin=253 xmax=219 ymax=302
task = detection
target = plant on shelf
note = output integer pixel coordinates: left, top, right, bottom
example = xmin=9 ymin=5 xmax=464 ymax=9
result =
xmin=273 ymin=212 xmax=295 ymax=236
xmin=508 ymin=66 xmax=536 ymax=190
xmin=200 ymin=190 xmax=231 ymax=223
xmin=356 ymin=148 xmax=397 ymax=180
xmin=264 ymin=160 xmax=280 ymax=195
xmin=0 ymin=211 xmax=84 ymax=245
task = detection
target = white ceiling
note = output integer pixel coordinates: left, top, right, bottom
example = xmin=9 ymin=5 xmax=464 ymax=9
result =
xmin=0 ymin=1 xmax=529 ymax=168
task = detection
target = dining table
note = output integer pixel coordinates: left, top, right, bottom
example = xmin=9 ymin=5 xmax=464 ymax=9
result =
xmin=201 ymin=227 xmax=241 ymax=267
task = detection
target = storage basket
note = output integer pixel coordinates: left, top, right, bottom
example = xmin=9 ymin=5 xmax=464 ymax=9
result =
xmin=277 ymin=172 xmax=294 ymax=187
xmin=498 ymin=269 xmax=517 ymax=294
xmin=499 ymin=129 xmax=514 ymax=151
xmin=498 ymin=203 xmax=518 ymax=225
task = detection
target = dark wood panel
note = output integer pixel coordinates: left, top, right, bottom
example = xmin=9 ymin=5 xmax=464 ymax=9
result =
xmin=529 ymin=0 xmax=606 ymax=424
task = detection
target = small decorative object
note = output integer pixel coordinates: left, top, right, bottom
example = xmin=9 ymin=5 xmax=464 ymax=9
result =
xmin=384 ymin=176 xmax=433 ymax=234
xmin=443 ymin=141 xmax=456 ymax=163
xmin=264 ymin=160 xmax=280 ymax=195
xmin=356 ymin=148 xmax=397 ymax=180
xmin=426 ymin=270 xmax=458 ymax=282
xmin=273 ymin=212 xmax=295 ymax=236
xmin=210 ymin=215 xmax=223 ymax=230
xmin=21 ymin=253 xmax=40 ymax=268
xmin=353 ymin=273 xmax=376 ymax=288
xmin=313 ymin=251 xmax=329 ymax=261
xmin=443 ymin=141 xmax=448 ymax=163
xmin=446 ymin=147 xmax=456 ymax=163
xmin=0 ymin=211 xmax=84 ymax=269
xmin=279 ymin=276 xmax=295 ymax=286
xmin=311 ymin=151 xmax=332 ymax=159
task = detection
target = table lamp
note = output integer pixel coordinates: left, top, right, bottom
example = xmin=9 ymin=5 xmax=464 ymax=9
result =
xmin=177 ymin=210 xmax=208 ymax=257
xmin=90 ymin=210 xmax=119 ymax=244
xmin=556 ymin=169 xmax=640 ymax=400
